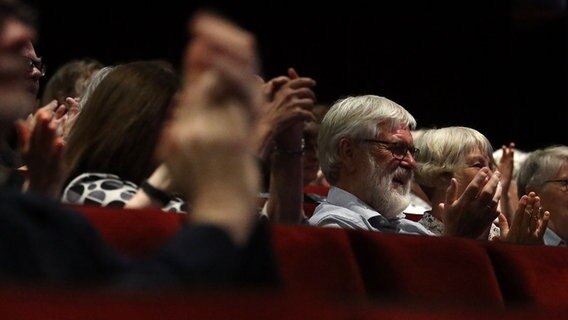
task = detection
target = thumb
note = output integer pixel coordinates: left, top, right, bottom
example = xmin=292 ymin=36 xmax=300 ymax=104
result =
xmin=444 ymin=178 xmax=458 ymax=206
xmin=497 ymin=213 xmax=510 ymax=235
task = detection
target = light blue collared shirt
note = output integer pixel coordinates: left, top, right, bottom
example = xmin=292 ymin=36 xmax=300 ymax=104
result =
xmin=543 ymin=228 xmax=566 ymax=246
xmin=308 ymin=186 xmax=433 ymax=235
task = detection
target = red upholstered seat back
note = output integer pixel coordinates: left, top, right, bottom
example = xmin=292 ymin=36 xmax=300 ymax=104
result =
xmin=303 ymin=185 xmax=330 ymax=197
xmin=273 ymin=225 xmax=367 ymax=301
xmin=486 ymin=242 xmax=568 ymax=308
xmin=72 ymin=205 xmax=184 ymax=257
xmin=348 ymin=230 xmax=504 ymax=308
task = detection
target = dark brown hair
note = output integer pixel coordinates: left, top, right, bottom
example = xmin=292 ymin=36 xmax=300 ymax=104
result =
xmin=65 ymin=60 xmax=179 ymax=185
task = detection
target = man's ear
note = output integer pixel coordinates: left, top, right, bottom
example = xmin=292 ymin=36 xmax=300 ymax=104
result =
xmin=338 ymin=138 xmax=357 ymax=173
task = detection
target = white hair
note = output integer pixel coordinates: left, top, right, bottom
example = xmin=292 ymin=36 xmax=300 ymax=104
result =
xmin=318 ymin=95 xmax=416 ymax=185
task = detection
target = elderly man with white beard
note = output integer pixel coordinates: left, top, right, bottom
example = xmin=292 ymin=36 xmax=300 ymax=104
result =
xmin=309 ymin=95 xmax=502 ymax=239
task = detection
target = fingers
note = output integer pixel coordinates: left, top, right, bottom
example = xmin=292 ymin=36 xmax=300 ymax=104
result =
xmin=68 ymin=105 xmax=80 ymax=118
xmin=65 ymin=97 xmax=80 ymax=110
xmin=189 ymin=11 xmax=257 ymax=75
xmin=288 ymin=67 xmax=299 ymax=79
xmin=38 ymin=100 xmax=59 ymax=113
xmin=283 ymin=87 xmax=317 ymax=103
xmin=527 ymin=193 xmax=541 ymax=231
xmin=501 ymin=142 xmax=515 ymax=158
xmin=514 ymin=194 xmax=530 ymax=230
xmin=15 ymin=119 xmax=30 ymax=152
xmin=536 ymin=211 xmax=551 ymax=239
xmin=497 ymin=213 xmax=510 ymax=237
xmin=513 ymin=191 xmax=550 ymax=244
xmin=286 ymin=77 xmax=316 ymax=89
xmin=478 ymin=170 xmax=501 ymax=206
xmin=54 ymin=104 xmax=67 ymax=119
xmin=517 ymin=194 xmax=533 ymax=233
xmin=263 ymin=76 xmax=290 ymax=97
xmin=492 ymin=180 xmax=502 ymax=205
xmin=31 ymin=110 xmax=57 ymax=157
xmin=461 ymin=168 xmax=490 ymax=202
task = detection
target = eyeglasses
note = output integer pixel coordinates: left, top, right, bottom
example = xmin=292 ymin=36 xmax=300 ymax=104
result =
xmin=543 ymin=179 xmax=568 ymax=192
xmin=361 ymin=139 xmax=419 ymax=160
xmin=27 ymin=57 xmax=45 ymax=76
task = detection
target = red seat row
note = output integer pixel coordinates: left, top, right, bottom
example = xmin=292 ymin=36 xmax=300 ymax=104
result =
xmin=45 ymin=205 xmax=567 ymax=317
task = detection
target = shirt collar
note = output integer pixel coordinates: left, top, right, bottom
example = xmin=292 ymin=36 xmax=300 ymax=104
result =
xmin=326 ymin=186 xmax=405 ymax=223
xmin=544 ymin=228 xmax=566 ymax=246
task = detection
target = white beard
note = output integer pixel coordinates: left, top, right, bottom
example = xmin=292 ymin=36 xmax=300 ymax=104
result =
xmin=367 ymin=164 xmax=412 ymax=219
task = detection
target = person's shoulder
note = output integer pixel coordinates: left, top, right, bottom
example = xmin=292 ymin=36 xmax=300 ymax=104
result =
xmin=309 ymin=202 xmax=360 ymax=227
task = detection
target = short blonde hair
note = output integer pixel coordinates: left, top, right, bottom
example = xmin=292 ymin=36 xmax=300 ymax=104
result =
xmin=414 ymin=126 xmax=495 ymax=188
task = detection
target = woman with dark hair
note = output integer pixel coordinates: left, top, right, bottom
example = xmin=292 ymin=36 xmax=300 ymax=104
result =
xmin=61 ymin=60 xmax=184 ymax=210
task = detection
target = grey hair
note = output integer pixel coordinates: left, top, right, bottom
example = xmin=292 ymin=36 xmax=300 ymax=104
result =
xmin=414 ymin=126 xmax=495 ymax=188
xmin=318 ymin=95 xmax=416 ymax=185
xmin=517 ymin=145 xmax=568 ymax=197
xmin=79 ymin=66 xmax=115 ymax=111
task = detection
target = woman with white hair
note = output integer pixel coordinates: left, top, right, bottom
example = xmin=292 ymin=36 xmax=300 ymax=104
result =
xmin=413 ymin=126 xmax=549 ymax=243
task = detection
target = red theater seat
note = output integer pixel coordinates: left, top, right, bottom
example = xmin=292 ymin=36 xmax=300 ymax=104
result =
xmin=273 ymin=225 xmax=366 ymax=301
xmin=71 ymin=205 xmax=184 ymax=257
xmin=486 ymin=242 xmax=568 ymax=308
xmin=348 ymin=230 xmax=504 ymax=308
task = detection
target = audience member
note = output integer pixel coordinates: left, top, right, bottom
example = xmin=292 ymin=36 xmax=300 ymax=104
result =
xmin=309 ymin=95 xmax=502 ymax=239
xmin=0 ymin=1 xmax=277 ymax=287
xmin=61 ymin=60 xmax=185 ymax=210
xmin=517 ymin=145 xmax=567 ymax=246
xmin=414 ymin=127 xmax=548 ymax=243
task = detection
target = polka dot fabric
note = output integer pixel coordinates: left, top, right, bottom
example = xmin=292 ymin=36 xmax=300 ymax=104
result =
xmin=62 ymin=173 xmax=186 ymax=213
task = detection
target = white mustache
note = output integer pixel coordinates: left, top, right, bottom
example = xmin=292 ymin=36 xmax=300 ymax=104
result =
xmin=391 ymin=167 xmax=413 ymax=184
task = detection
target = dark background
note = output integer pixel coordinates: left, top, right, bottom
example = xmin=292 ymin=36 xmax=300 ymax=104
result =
xmin=28 ymin=0 xmax=567 ymax=151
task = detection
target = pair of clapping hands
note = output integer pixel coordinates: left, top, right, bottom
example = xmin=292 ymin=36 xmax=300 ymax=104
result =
xmin=441 ymin=166 xmax=549 ymax=244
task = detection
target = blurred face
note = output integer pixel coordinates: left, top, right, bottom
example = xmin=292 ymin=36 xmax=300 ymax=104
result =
xmin=538 ymin=162 xmax=568 ymax=238
xmin=0 ymin=16 xmax=37 ymax=130
xmin=356 ymin=122 xmax=416 ymax=218
xmin=0 ymin=54 xmax=33 ymax=131
xmin=453 ymin=147 xmax=493 ymax=196
xmin=0 ymin=17 xmax=40 ymax=98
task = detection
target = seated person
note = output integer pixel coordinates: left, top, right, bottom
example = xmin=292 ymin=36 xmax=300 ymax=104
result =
xmin=309 ymin=95 xmax=505 ymax=239
xmin=517 ymin=145 xmax=567 ymax=246
xmin=0 ymin=3 xmax=277 ymax=287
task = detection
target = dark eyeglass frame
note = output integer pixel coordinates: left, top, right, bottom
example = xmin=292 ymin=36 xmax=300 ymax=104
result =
xmin=543 ymin=179 xmax=568 ymax=192
xmin=360 ymin=139 xmax=420 ymax=160
xmin=27 ymin=57 xmax=45 ymax=76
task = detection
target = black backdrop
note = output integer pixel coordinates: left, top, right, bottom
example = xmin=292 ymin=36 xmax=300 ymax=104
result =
xmin=28 ymin=0 xmax=567 ymax=151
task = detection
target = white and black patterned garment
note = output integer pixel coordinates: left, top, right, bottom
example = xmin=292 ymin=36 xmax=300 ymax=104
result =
xmin=62 ymin=173 xmax=186 ymax=213
xmin=419 ymin=211 xmax=500 ymax=239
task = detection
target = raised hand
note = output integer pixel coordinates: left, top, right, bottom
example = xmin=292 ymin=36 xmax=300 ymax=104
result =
xmin=498 ymin=142 xmax=517 ymax=221
xmin=16 ymin=108 xmax=69 ymax=199
xmin=499 ymin=191 xmax=550 ymax=244
xmin=254 ymin=68 xmax=316 ymax=160
xmin=442 ymin=168 xmax=502 ymax=238
xmin=158 ymin=11 xmax=261 ymax=245
xmin=60 ymin=97 xmax=80 ymax=141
